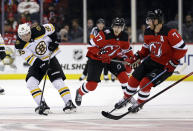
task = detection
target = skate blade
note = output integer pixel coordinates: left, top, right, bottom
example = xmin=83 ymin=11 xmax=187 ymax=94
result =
xmin=64 ymin=108 xmax=77 ymax=114
xmin=35 ymin=109 xmax=51 ymax=115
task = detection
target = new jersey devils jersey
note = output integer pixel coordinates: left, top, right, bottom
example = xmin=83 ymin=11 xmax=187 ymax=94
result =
xmin=87 ymin=28 xmax=133 ymax=60
xmin=139 ymin=25 xmax=187 ymax=65
xmin=15 ymin=24 xmax=60 ymax=66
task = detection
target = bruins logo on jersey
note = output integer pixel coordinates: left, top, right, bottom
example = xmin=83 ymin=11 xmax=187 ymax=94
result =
xmin=35 ymin=41 xmax=47 ymax=55
xmin=44 ymin=26 xmax=51 ymax=32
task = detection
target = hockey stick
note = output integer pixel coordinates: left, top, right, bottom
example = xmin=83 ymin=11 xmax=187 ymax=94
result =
xmin=101 ymin=69 xmax=167 ymax=116
xmin=111 ymin=59 xmax=130 ymax=65
xmin=103 ymin=71 xmax=193 ymax=120
xmin=39 ymin=54 xmax=52 ymax=115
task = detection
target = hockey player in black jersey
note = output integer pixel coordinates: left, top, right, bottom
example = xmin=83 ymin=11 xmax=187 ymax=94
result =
xmin=15 ymin=23 xmax=76 ymax=115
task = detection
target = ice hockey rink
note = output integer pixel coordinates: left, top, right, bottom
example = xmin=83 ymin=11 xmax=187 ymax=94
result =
xmin=0 ymin=79 xmax=193 ymax=131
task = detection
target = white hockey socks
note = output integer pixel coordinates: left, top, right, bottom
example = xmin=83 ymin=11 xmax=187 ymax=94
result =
xmin=27 ymin=77 xmax=45 ymax=105
xmin=52 ymin=79 xmax=71 ymax=104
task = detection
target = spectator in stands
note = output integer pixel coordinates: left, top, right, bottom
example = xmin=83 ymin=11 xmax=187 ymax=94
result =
xmin=183 ymin=13 xmax=193 ymax=42
xmin=17 ymin=0 xmax=40 ymax=22
xmin=125 ymin=26 xmax=132 ymax=42
xmin=5 ymin=1 xmax=18 ymax=19
xmin=17 ymin=0 xmax=39 ymax=14
xmin=167 ymin=14 xmax=178 ymax=29
xmin=5 ymin=13 xmax=18 ymax=33
xmin=137 ymin=24 xmax=146 ymax=43
xmin=59 ymin=24 xmax=71 ymax=42
xmin=87 ymin=19 xmax=94 ymax=40
xmin=69 ymin=19 xmax=83 ymax=43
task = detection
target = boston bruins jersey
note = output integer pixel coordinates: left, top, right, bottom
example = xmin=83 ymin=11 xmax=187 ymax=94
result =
xmin=15 ymin=24 xmax=60 ymax=66
xmin=0 ymin=34 xmax=6 ymax=60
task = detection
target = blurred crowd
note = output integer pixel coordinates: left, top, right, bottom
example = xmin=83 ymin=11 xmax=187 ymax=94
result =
xmin=0 ymin=0 xmax=193 ymax=44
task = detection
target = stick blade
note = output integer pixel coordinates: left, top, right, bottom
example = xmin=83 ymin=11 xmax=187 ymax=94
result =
xmin=101 ymin=111 xmax=122 ymax=120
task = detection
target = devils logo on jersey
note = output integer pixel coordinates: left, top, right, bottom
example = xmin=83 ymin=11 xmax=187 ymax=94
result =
xmin=149 ymin=42 xmax=162 ymax=57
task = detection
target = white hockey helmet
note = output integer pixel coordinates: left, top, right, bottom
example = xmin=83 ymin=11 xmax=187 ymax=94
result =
xmin=17 ymin=23 xmax=31 ymax=39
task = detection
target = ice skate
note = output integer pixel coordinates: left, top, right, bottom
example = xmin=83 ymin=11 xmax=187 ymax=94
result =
xmin=111 ymin=74 xmax=116 ymax=82
xmin=114 ymin=97 xmax=136 ymax=109
xmin=75 ymin=89 xmax=82 ymax=106
xmin=35 ymin=101 xmax=50 ymax=115
xmin=128 ymin=99 xmax=143 ymax=113
xmin=63 ymin=100 xmax=77 ymax=113
xmin=104 ymin=75 xmax=109 ymax=81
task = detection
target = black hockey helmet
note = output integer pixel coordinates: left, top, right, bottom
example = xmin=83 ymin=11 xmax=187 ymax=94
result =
xmin=146 ymin=9 xmax=164 ymax=24
xmin=96 ymin=18 xmax=105 ymax=24
xmin=111 ymin=17 xmax=125 ymax=28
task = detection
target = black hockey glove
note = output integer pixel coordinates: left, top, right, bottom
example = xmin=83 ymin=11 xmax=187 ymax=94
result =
xmin=48 ymin=41 xmax=59 ymax=52
xmin=0 ymin=51 xmax=6 ymax=60
xmin=33 ymin=58 xmax=49 ymax=72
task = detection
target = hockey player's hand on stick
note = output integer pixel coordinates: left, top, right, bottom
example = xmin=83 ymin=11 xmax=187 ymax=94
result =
xmin=125 ymin=53 xmax=141 ymax=69
xmin=48 ymin=41 xmax=59 ymax=51
xmin=165 ymin=59 xmax=179 ymax=72
xmin=33 ymin=58 xmax=49 ymax=73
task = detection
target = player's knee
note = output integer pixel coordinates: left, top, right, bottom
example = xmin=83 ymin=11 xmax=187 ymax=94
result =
xmin=128 ymin=76 xmax=140 ymax=87
xmin=140 ymin=77 xmax=154 ymax=92
xmin=52 ymin=78 xmax=66 ymax=90
xmin=117 ymin=72 xmax=128 ymax=83
xmin=86 ymin=81 xmax=98 ymax=91
xmin=26 ymin=77 xmax=39 ymax=89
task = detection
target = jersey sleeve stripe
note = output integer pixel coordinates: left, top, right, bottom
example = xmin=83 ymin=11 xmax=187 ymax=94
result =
xmin=50 ymin=24 xmax=55 ymax=32
xmin=28 ymin=56 xmax=36 ymax=65
xmin=24 ymin=42 xmax=30 ymax=49
xmin=41 ymin=55 xmax=49 ymax=60
xmin=172 ymin=40 xmax=187 ymax=50
xmin=172 ymin=40 xmax=183 ymax=48
xmin=89 ymin=39 xmax=96 ymax=46
xmin=25 ymin=55 xmax=32 ymax=61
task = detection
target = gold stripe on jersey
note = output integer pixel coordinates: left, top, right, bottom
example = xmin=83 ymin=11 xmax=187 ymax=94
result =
xmin=24 ymin=42 xmax=30 ymax=49
xmin=0 ymin=44 xmax=5 ymax=45
xmin=25 ymin=55 xmax=32 ymax=61
xmin=35 ymin=34 xmax=45 ymax=40
xmin=50 ymin=24 xmax=55 ymax=32
xmin=41 ymin=55 xmax=50 ymax=60
xmin=28 ymin=56 xmax=36 ymax=65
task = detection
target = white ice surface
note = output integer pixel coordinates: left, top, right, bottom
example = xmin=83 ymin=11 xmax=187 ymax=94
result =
xmin=0 ymin=80 xmax=193 ymax=131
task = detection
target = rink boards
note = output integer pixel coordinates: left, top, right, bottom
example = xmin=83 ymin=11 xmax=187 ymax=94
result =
xmin=0 ymin=44 xmax=193 ymax=81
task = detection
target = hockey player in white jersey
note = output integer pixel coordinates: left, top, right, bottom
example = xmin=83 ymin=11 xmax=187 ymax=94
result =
xmin=15 ymin=23 xmax=76 ymax=115
xmin=0 ymin=34 xmax=6 ymax=95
